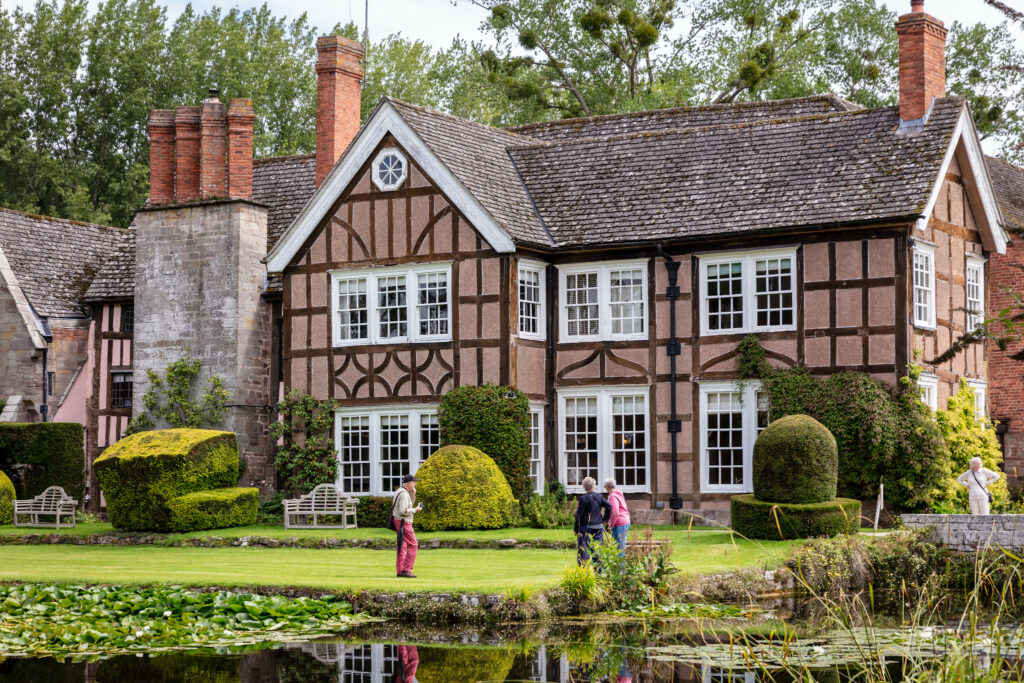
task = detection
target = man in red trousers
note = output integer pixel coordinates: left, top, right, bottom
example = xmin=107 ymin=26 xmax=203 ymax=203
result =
xmin=391 ymin=474 xmax=422 ymax=578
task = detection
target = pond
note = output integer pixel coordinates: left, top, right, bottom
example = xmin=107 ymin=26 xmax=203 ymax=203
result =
xmin=3 ymin=618 xmax=1023 ymax=682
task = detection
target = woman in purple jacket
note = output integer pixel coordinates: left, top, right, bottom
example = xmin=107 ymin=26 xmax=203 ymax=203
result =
xmin=604 ymin=477 xmax=631 ymax=557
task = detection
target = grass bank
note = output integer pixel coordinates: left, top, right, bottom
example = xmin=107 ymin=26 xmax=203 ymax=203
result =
xmin=0 ymin=530 xmax=798 ymax=593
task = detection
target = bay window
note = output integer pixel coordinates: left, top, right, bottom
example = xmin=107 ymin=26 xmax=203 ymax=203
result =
xmin=332 ymin=264 xmax=451 ymax=346
xmin=699 ymin=249 xmax=796 ymax=335
xmin=558 ymin=387 xmax=649 ymax=493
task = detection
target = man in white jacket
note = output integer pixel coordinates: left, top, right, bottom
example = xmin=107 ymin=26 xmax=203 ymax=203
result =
xmin=957 ymin=457 xmax=1000 ymax=515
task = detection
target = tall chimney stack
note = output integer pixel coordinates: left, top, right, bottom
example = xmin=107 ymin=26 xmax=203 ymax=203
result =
xmin=315 ymin=36 xmax=364 ymax=187
xmin=896 ymin=0 xmax=947 ymax=125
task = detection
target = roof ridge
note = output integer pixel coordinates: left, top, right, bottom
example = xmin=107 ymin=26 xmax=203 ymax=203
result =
xmin=507 ymin=104 xmax=898 ymax=152
xmin=254 ymin=152 xmax=316 ymax=166
xmin=986 ymin=154 xmax=1024 ymax=173
xmin=507 ymin=94 xmax=853 ymax=133
xmin=0 ymin=206 xmax=124 ymax=233
xmin=384 ymin=96 xmax=538 ymax=143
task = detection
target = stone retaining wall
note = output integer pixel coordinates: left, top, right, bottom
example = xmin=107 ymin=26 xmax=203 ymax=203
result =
xmin=900 ymin=514 xmax=1024 ymax=551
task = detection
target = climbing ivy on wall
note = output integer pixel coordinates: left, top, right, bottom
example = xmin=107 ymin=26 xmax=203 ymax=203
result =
xmin=270 ymin=390 xmax=336 ymax=496
xmin=125 ymin=350 xmax=230 ymax=436
xmin=739 ymin=336 xmax=950 ymax=510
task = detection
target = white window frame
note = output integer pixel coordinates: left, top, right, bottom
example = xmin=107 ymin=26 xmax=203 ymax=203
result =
xmin=557 ymin=386 xmax=650 ymax=494
xmin=966 ymin=256 xmax=985 ymax=332
xmin=334 ymin=404 xmax=439 ymax=496
xmin=371 ymin=147 xmax=408 ymax=191
xmin=918 ymin=373 xmax=939 ymax=410
xmin=518 ymin=260 xmax=546 ymax=341
xmin=331 ymin=263 xmax=452 ymax=346
xmin=913 ymin=243 xmax=936 ymax=330
xmin=965 ymin=378 xmax=987 ymax=419
xmin=698 ymin=247 xmax=798 ymax=336
xmin=529 ymin=403 xmax=546 ymax=494
xmin=557 ymin=259 xmax=648 ymax=343
xmin=698 ymin=380 xmax=763 ymax=494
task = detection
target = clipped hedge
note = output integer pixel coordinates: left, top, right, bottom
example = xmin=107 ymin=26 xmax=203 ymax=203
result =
xmin=0 ymin=470 xmax=14 ymax=525
xmin=94 ymin=429 xmax=239 ymax=531
xmin=730 ymin=494 xmax=861 ymax=540
xmin=752 ymin=414 xmax=838 ymax=504
xmin=0 ymin=422 xmax=85 ymax=502
xmin=356 ymin=496 xmax=394 ymax=528
xmin=415 ymin=445 xmax=518 ymax=531
xmin=439 ymin=385 xmax=531 ymax=500
xmin=167 ymin=487 xmax=258 ymax=532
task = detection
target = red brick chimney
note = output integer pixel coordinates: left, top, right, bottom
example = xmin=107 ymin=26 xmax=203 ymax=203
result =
xmin=896 ymin=0 xmax=947 ymax=124
xmin=148 ymin=93 xmax=255 ymax=204
xmin=315 ymin=35 xmax=364 ymax=187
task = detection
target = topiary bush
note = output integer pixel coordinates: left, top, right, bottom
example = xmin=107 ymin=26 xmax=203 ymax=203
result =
xmin=0 ymin=470 xmax=14 ymax=525
xmin=94 ymin=429 xmax=240 ymax=531
xmin=438 ymin=385 xmax=531 ymax=500
xmin=415 ymin=444 xmax=518 ymax=531
xmin=166 ymin=487 xmax=258 ymax=532
xmin=753 ymin=414 xmax=838 ymax=504
xmin=0 ymin=422 xmax=85 ymax=502
xmin=730 ymin=494 xmax=861 ymax=540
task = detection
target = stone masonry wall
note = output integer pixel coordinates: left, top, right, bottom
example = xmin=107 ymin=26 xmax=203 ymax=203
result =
xmin=133 ymin=200 xmax=274 ymax=491
xmin=0 ymin=283 xmax=40 ymax=415
xmin=901 ymin=513 xmax=1024 ymax=551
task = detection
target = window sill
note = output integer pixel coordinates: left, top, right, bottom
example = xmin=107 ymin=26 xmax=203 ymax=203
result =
xmin=912 ymin=323 xmax=936 ymax=332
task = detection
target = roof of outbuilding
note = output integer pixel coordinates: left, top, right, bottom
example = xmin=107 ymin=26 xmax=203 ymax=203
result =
xmin=83 ymin=227 xmax=134 ymax=302
xmin=503 ymin=98 xmax=964 ymax=246
xmin=0 ymin=208 xmax=127 ymax=317
xmin=985 ymin=155 xmax=1024 ymax=235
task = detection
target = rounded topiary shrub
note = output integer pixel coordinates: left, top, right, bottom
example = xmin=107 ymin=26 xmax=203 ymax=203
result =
xmin=731 ymin=494 xmax=861 ymax=540
xmin=0 ymin=470 xmax=14 ymax=525
xmin=94 ymin=429 xmax=239 ymax=531
xmin=753 ymin=414 xmax=838 ymax=505
xmin=415 ymin=445 xmax=518 ymax=531
xmin=166 ymin=487 xmax=258 ymax=532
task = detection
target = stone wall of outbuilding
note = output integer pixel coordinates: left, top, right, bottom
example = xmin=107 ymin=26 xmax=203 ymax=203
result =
xmin=901 ymin=513 xmax=1024 ymax=551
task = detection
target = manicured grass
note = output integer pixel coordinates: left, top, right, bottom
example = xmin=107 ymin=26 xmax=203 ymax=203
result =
xmin=0 ymin=530 xmax=799 ymax=592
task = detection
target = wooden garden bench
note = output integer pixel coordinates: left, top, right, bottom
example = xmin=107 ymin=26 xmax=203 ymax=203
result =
xmin=283 ymin=484 xmax=358 ymax=529
xmin=13 ymin=486 xmax=77 ymax=529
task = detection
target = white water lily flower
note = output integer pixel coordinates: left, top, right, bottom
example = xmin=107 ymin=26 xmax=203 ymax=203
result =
xmin=134 ymin=630 xmax=143 ymax=637
xmin=163 ymin=611 xmax=172 ymax=617
xmin=811 ymin=646 xmax=825 ymax=654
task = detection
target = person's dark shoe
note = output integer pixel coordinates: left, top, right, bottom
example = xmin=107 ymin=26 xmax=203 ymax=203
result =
xmin=398 ymin=571 xmax=417 ymax=578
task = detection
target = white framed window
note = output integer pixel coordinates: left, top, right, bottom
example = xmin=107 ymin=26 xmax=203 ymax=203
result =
xmin=558 ymin=260 xmax=648 ymax=342
xmin=966 ymin=256 xmax=985 ymax=332
xmin=371 ymin=147 xmax=408 ymax=191
xmin=698 ymin=380 xmax=764 ymax=493
xmin=913 ymin=244 xmax=936 ymax=329
xmin=331 ymin=264 xmax=451 ymax=346
xmin=965 ymin=379 xmax=987 ymax=419
xmin=918 ymin=373 xmax=939 ymax=410
xmin=699 ymin=248 xmax=796 ymax=335
xmin=557 ymin=386 xmax=649 ymax=493
xmin=529 ymin=405 xmax=545 ymax=494
xmin=518 ymin=261 xmax=546 ymax=340
xmin=334 ymin=405 xmax=438 ymax=495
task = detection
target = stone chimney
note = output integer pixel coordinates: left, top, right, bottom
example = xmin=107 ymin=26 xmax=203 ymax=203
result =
xmin=896 ymin=0 xmax=947 ymax=125
xmin=148 ymin=92 xmax=255 ymax=204
xmin=315 ymin=35 xmax=364 ymax=187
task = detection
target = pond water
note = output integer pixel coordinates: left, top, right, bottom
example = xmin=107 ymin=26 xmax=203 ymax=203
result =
xmin=2 ymin=621 xmax=1021 ymax=683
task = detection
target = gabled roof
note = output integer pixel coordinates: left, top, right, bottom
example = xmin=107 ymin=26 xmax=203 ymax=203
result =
xmin=985 ymin=155 xmax=1024 ymax=235
xmin=508 ymin=98 xmax=972 ymax=247
xmin=0 ymin=208 xmax=126 ymax=317
xmin=84 ymin=228 xmax=135 ymax=302
xmin=254 ymin=153 xmax=317 ymax=249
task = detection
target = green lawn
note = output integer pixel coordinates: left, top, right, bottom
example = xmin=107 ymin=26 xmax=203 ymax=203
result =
xmin=0 ymin=530 xmax=799 ymax=593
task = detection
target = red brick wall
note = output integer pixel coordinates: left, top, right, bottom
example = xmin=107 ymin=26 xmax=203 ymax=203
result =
xmin=990 ymin=239 xmax=1024 ymax=478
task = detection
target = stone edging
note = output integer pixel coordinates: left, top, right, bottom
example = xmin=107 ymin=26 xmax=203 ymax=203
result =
xmin=901 ymin=513 xmax=1024 ymax=551
xmin=0 ymin=532 xmax=576 ymax=550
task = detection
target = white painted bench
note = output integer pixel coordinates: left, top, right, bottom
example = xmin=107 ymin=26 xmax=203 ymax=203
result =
xmin=284 ymin=484 xmax=358 ymax=529
xmin=13 ymin=486 xmax=77 ymax=529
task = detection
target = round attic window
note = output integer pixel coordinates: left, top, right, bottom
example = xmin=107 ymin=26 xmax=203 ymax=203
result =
xmin=372 ymin=148 xmax=407 ymax=191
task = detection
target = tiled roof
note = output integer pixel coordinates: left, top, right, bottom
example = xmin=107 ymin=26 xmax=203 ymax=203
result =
xmin=84 ymin=227 xmax=134 ymax=302
xmin=506 ymin=98 xmax=964 ymax=246
xmin=389 ymin=99 xmax=554 ymax=246
xmin=985 ymin=155 xmax=1024 ymax=235
xmin=0 ymin=208 xmax=127 ymax=317
xmin=508 ymin=94 xmax=860 ymax=142
xmin=254 ymin=153 xmax=316 ymax=250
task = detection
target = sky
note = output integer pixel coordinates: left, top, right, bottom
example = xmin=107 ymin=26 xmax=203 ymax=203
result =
xmin=8 ymin=0 xmax=1020 ymax=49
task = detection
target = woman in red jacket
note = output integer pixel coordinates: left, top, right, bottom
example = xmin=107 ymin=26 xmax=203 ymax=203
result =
xmin=603 ymin=478 xmax=631 ymax=557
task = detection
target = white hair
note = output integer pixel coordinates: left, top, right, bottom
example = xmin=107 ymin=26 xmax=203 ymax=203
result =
xmin=582 ymin=477 xmax=596 ymax=492
xmin=603 ymin=478 xmax=617 ymax=489
xmin=970 ymin=457 xmax=983 ymax=466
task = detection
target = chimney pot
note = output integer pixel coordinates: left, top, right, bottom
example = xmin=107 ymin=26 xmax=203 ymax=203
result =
xmin=910 ymin=0 xmax=924 ymax=11
xmin=207 ymin=88 xmax=220 ymax=102
xmin=315 ymin=35 xmax=364 ymax=187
